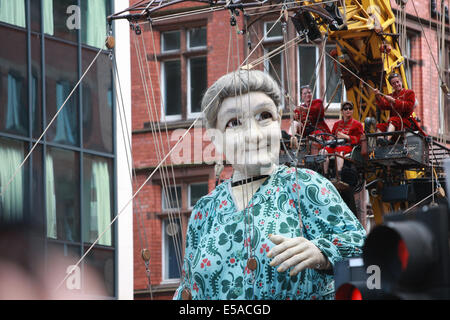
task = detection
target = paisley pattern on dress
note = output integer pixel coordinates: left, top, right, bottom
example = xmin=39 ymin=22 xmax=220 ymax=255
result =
xmin=173 ymin=165 xmax=366 ymax=300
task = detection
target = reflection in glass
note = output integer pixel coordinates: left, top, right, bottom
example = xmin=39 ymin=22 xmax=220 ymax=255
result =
xmin=299 ymin=46 xmax=318 ymax=99
xmin=326 ymin=46 xmax=342 ymax=103
xmin=83 ymin=155 xmax=112 ymax=246
xmin=45 ymin=148 xmax=79 ymax=242
xmin=163 ymin=60 xmax=182 ymax=117
xmin=163 ymin=218 xmax=182 ymax=280
xmin=265 ymin=46 xmax=284 ymax=107
xmin=54 ymin=81 xmax=77 ymax=145
xmin=5 ymin=74 xmax=27 ymax=135
xmin=162 ymin=185 xmax=181 ymax=210
xmin=162 ymin=31 xmax=180 ymax=52
xmin=31 ymin=33 xmax=42 ymax=137
xmin=0 ymin=0 xmax=26 ymax=28
xmin=45 ymin=39 xmax=78 ymax=146
xmin=189 ymin=183 xmax=208 ymax=208
xmin=0 ymin=138 xmax=24 ymax=222
xmin=0 ymin=26 xmax=28 ymax=136
xmin=81 ymin=0 xmax=109 ymax=49
xmin=188 ymin=27 xmax=206 ymax=49
xmin=82 ymin=52 xmax=113 ymax=153
xmin=84 ymin=248 xmax=115 ymax=296
xmin=43 ymin=0 xmax=54 ymax=35
xmin=51 ymin=0 xmax=78 ymax=42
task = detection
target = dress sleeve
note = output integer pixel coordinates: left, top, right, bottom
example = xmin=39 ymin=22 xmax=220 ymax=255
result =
xmin=290 ymin=169 xmax=366 ymax=266
xmin=375 ymin=94 xmax=392 ymax=111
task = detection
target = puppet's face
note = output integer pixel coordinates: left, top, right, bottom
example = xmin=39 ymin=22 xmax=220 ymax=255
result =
xmin=214 ymin=92 xmax=281 ymax=172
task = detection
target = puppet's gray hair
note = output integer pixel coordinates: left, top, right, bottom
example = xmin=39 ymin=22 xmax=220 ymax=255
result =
xmin=201 ymin=70 xmax=282 ymax=129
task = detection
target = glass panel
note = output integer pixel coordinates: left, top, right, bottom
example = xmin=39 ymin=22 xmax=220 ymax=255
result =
xmin=45 ymin=38 xmax=79 ymax=146
xmin=265 ymin=21 xmax=282 ymax=39
xmin=163 ymin=60 xmax=181 ymax=116
xmin=82 ymin=155 xmax=113 ymax=247
xmin=163 ymin=218 xmax=182 ymax=280
xmin=46 ymin=147 xmax=80 ymax=242
xmin=30 ymin=0 xmax=41 ymax=33
xmin=46 ymin=242 xmax=82 ymax=296
xmin=189 ymin=56 xmax=207 ymax=114
xmin=189 ymin=183 xmax=208 ymax=208
xmin=298 ymin=46 xmax=317 ymax=98
xmin=0 ymin=25 xmax=28 ymax=136
xmin=162 ymin=185 xmax=181 ymax=210
xmin=52 ymin=0 xmax=78 ymax=42
xmin=188 ymin=27 xmax=206 ymax=48
xmin=83 ymin=247 xmax=115 ymax=296
xmin=31 ymin=33 xmax=42 ymax=138
xmin=0 ymin=0 xmax=26 ymax=28
xmin=0 ymin=138 xmax=25 ymax=223
xmin=325 ymin=46 xmax=342 ymax=103
xmin=32 ymin=144 xmax=44 ymax=225
xmin=162 ymin=31 xmax=180 ymax=52
xmin=82 ymin=51 xmax=113 ymax=153
xmin=265 ymin=46 xmax=283 ymax=89
xmin=81 ymin=0 xmax=109 ymax=49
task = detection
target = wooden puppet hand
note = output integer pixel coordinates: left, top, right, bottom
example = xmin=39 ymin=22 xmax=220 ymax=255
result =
xmin=267 ymin=234 xmax=330 ymax=276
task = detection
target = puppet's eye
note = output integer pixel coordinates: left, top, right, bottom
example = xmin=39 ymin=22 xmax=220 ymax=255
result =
xmin=256 ymin=111 xmax=274 ymax=121
xmin=226 ymin=118 xmax=241 ymax=128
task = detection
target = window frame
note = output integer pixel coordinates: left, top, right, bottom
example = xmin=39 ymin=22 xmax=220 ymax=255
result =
xmin=297 ymin=43 xmax=345 ymax=115
xmin=159 ymin=26 xmax=208 ymax=122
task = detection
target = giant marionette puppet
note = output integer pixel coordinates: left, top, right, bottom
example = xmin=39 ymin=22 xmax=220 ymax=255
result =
xmin=174 ymin=70 xmax=366 ymax=300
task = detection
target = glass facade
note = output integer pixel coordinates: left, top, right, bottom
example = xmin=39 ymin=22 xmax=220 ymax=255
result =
xmin=0 ymin=0 xmax=116 ymax=298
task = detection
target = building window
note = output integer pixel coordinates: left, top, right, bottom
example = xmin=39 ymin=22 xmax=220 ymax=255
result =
xmin=160 ymin=181 xmax=209 ymax=283
xmin=0 ymin=0 xmax=117 ymax=298
xmin=403 ymin=33 xmax=418 ymax=89
xmin=162 ymin=218 xmax=183 ymax=281
xmin=162 ymin=185 xmax=182 ymax=211
xmin=298 ymin=44 xmax=344 ymax=112
xmin=264 ymin=21 xmax=283 ymax=41
xmin=0 ymin=0 xmax=26 ymax=28
xmin=187 ymin=56 xmax=207 ymax=116
xmin=0 ymin=138 xmax=25 ymax=222
xmin=188 ymin=182 xmax=208 ymax=209
xmin=160 ymin=27 xmax=207 ymax=121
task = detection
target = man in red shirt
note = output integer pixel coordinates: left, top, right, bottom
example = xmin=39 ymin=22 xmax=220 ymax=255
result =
xmin=320 ymin=101 xmax=363 ymax=177
xmin=373 ymin=73 xmax=426 ymax=142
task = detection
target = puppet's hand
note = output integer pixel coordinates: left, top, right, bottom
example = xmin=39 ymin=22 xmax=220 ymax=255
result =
xmin=267 ymin=234 xmax=330 ymax=276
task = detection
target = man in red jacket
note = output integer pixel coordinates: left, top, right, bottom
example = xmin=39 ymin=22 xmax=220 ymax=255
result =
xmin=373 ymin=73 xmax=426 ymax=143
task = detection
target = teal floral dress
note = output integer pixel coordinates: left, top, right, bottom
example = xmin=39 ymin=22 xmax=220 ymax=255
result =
xmin=173 ymin=165 xmax=366 ymax=300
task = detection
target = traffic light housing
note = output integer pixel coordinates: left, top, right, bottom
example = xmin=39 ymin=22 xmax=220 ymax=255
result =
xmin=335 ymin=204 xmax=450 ymax=299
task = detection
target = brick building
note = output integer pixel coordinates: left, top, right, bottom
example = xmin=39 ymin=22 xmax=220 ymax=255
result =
xmin=130 ymin=0 xmax=450 ymax=299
